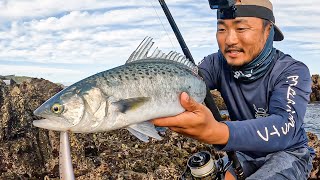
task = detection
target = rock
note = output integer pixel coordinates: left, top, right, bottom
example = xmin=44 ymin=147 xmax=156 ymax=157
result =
xmin=0 ymin=78 xmax=64 ymax=179
xmin=308 ymin=132 xmax=320 ymax=179
xmin=0 ymin=79 xmax=5 ymax=86
xmin=0 ymin=78 xmax=224 ymax=179
xmin=211 ymin=90 xmax=227 ymax=110
xmin=0 ymin=78 xmax=318 ymax=179
xmin=311 ymin=74 xmax=320 ymax=102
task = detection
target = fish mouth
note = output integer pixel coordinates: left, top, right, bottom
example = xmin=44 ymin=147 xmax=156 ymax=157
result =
xmin=33 ymin=103 xmax=72 ymax=131
xmin=33 ymin=119 xmax=73 ymax=131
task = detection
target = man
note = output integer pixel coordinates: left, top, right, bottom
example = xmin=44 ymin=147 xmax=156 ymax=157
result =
xmin=152 ymin=0 xmax=315 ymax=179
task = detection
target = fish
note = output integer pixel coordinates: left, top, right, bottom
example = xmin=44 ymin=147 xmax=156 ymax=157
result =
xmin=33 ymin=37 xmax=207 ymax=142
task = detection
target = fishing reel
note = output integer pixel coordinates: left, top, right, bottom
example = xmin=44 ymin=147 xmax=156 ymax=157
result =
xmin=180 ymin=151 xmax=232 ymax=180
xmin=208 ymin=0 xmax=237 ymax=19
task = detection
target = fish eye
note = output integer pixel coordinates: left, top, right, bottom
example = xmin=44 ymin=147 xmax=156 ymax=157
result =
xmin=51 ymin=103 xmax=64 ymax=114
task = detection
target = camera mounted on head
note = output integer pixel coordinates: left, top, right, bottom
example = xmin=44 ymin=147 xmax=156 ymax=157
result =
xmin=208 ymin=0 xmax=284 ymax=41
xmin=208 ymin=0 xmax=236 ymax=19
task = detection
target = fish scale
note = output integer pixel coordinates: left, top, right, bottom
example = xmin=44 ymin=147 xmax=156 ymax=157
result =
xmin=98 ymin=61 xmax=193 ymax=83
xmin=33 ymin=36 xmax=206 ymax=142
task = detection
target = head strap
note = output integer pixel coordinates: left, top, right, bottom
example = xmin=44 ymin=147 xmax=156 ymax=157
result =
xmin=217 ymin=5 xmax=275 ymax=23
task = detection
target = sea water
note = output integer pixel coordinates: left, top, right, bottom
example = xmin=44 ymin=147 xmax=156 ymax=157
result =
xmin=304 ymin=102 xmax=320 ymax=138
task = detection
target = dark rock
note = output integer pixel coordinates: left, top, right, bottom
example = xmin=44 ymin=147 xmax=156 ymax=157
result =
xmin=308 ymin=132 xmax=320 ymax=179
xmin=0 ymin=79 xmax=5 ymax=86
xmin=0 ymin=78 xmax=318 ymax=179
xmin=311 ymin=74 xmax=320 ymax=102
xmin=0 ymin=78 xmax=64 ymax=179
xmin=211 ymin=90 xmax=227 ymax=110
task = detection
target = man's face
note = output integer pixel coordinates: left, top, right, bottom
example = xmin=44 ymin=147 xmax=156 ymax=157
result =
xmin=216 ymin=17 xmax=271 ymax=67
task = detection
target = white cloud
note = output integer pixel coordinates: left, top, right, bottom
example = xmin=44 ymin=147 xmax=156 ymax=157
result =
xmin=0 ymin=0 xmax=197 ymax=22
xmin=0 ymin=0 xmax=319 ymax=83
xmin=28 ymin=8 xmax=157 ymax=32
xmin=0 ymin=64 xmax=80 ymax=74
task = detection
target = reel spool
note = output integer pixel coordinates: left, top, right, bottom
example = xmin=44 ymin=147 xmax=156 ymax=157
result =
xmin=187 ymin=151 xmax=217 ymax=179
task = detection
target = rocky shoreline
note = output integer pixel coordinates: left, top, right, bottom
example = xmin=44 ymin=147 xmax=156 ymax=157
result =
xmin=311 ymin=74 xmax=320 ymax=102
xmin=0 ymin=78 xmax=319 ymax=179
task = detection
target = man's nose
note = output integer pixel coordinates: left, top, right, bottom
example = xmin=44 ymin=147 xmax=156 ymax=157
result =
xmin=225 ymin=30 xmax=239 ymax=46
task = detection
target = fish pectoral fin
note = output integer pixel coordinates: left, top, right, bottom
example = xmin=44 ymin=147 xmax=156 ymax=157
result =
xmin=112 ymin=97 xmax=150 ymax=113
xmin=126 ymin=122 xmax=162 ymax=142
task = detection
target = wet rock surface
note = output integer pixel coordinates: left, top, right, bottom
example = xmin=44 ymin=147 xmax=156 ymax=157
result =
xmin=0 ymin=78 xmax=319 ymax=179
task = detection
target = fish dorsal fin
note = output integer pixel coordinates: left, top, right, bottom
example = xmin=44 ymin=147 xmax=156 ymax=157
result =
xmin=126 ymin=36 xmax=198 ymax=74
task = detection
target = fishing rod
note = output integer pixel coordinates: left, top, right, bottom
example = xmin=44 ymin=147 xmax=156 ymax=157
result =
xmin=158 ymin=0 xmax=223 ymax=122
xmin=158 ymin=0 xmax=245 ymax=179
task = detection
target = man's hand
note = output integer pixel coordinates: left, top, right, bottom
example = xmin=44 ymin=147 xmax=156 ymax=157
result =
xmin=152 ymin=92 xmax=229 ymax=145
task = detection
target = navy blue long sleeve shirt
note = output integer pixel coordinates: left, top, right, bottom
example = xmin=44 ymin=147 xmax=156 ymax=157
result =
xmin=199 ymin=49 xmax=312 ymax=158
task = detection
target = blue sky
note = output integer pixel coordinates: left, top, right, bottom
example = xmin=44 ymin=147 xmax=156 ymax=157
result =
xmin=0 ymin=0 xmax=319 ymax=85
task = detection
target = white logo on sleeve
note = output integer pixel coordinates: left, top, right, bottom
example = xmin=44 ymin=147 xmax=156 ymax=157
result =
xmin=253 ymin=104 xmax=269 ymax=118
xmin=256 ymin=75 xmax=299 ymax=142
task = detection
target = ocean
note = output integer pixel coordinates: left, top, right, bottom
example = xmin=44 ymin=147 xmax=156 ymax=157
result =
xmin=304 ymin=102 xmax=320 ymax=138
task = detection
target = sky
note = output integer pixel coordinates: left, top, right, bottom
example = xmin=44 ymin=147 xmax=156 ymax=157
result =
xmin=0 ymin=0 xmax=319 ymax=85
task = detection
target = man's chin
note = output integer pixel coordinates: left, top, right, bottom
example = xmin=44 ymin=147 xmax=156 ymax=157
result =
xmin=225 ymin=59 xmax=245 ymax=67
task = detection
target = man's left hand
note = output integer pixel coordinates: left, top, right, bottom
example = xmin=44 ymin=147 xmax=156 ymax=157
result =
xmin=152 ymin=92 xmax=229 ymax=145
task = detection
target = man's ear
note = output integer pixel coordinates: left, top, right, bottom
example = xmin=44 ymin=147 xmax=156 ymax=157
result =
xmin=268 ymin=23 xmax=272 ymax=30
xmin=263 ymin=20 xmax=272 ymax=39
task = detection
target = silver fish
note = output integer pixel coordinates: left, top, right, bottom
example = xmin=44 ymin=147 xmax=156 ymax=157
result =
xmin=33 ymin=37 xmax=206 ymax=142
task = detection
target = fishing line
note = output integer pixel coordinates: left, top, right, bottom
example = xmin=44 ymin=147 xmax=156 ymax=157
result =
xmin=148 ymin=0 xmax=177 ymax=52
